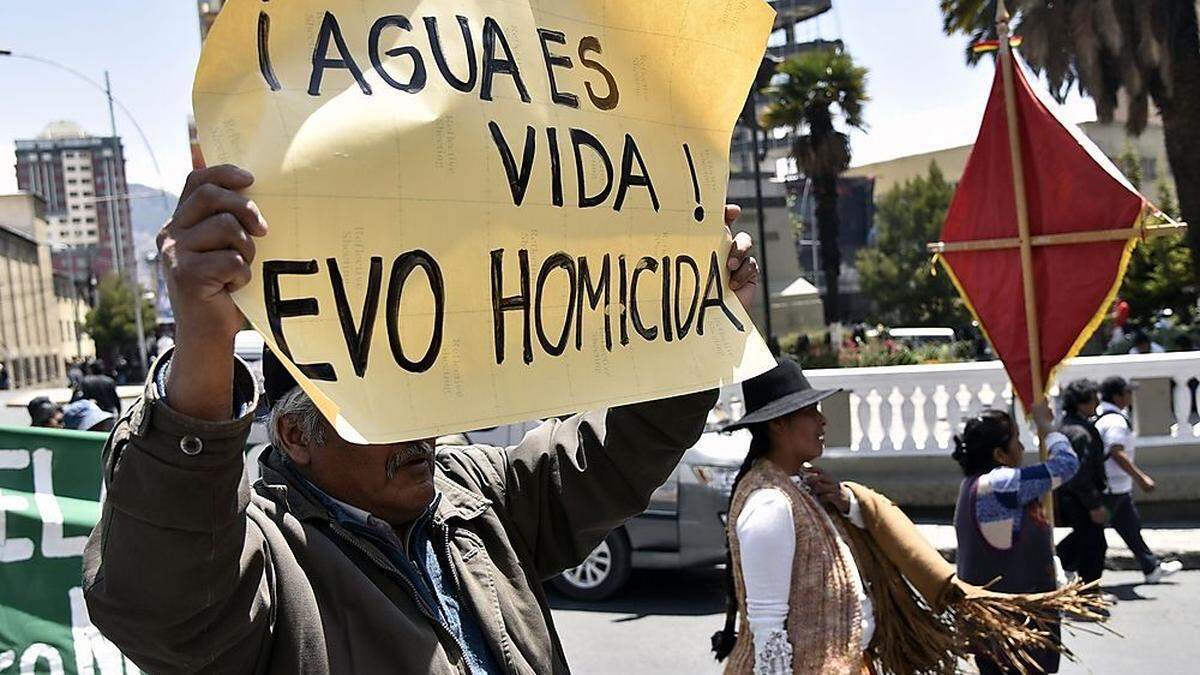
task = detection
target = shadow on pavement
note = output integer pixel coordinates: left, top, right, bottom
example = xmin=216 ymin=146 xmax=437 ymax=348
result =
xmin=1102 ymin=579 xmax=1177 ymax=602
xmin=547 ymin=567 xmax=727 ymax=618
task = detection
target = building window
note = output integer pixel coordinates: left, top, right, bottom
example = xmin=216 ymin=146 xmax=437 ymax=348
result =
xmin=67 ymin=178 xmax=77 ymax=185
xmin=80 ymin=177 xmax=91 ymax=184
xmin=85 ymin=217 xmax=96 ymax=223
xmin=102 ymin=149 xmax=114 ymax=158
xmin=41 ymin=153 xmax=53 ymax=161
xmin=69 ymin=191 xmax=79 ymax=197
xmin=66 ymin=165 xmax=76 ymax=172
xmin=86 ymin=228 xmax=97 ymax=237
xmin=71 ymin=217 xmax=82 ymax=223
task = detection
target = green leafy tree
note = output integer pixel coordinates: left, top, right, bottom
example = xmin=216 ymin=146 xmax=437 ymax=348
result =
xmin=85 ymin=274 xmax=154 ymax=363
xmin=856 ymin=162 xmax=971 ymax=328
xmin=762 ymin=48 xmax=868 ymax=323
xmin=941 ymin=0 xmax=1200 ymax=277
xmin=1120 ymin=181 xmax=1196 ymax=325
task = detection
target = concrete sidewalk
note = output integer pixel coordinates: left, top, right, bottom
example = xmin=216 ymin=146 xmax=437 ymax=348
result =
xmin=918 ymin=523 xmax=1200 ymax=571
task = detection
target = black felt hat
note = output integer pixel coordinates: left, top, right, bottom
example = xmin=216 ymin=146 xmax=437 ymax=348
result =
xmin=262 ymin=346 xmax=300 ymax=409
xmin=723 ymin=358 xmax=841 ymax=431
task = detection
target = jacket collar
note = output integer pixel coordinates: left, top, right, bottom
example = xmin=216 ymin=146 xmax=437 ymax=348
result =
xmin=257 ymin=447 xmax=491 ymax=526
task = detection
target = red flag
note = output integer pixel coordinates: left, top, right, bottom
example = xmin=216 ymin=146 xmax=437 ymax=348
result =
xmin=938 ymin=53 xmax=1145 ymax=408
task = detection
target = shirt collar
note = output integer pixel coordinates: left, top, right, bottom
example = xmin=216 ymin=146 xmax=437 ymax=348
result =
xmin=1097 ymin=401 xmax=1124 ymax=415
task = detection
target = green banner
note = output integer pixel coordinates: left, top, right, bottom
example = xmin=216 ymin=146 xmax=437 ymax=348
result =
xmin=0 ymin=425 xmax=137 ymax=674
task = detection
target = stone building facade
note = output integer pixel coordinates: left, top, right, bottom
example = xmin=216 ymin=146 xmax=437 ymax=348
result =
xmin=0 ymin=193 xmax=64 ymax=388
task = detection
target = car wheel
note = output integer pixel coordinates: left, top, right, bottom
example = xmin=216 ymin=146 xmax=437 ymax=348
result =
xmin=550 ymin=529 xmax=632 ymax=601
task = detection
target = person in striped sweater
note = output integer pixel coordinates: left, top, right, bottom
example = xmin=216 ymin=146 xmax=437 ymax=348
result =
xmin=953 ymin=402 xmax=1080 ymax=674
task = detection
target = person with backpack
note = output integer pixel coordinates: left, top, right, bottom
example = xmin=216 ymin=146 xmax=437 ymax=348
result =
xmin=1095 ymin=376 xmax=1183 ymax=584
xmin=1055 ymin=379 xmax=1109 ymax=586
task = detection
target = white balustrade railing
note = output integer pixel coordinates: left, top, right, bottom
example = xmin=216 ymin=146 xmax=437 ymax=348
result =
xmin=740 ymin=351 xmax=1200 ymax=456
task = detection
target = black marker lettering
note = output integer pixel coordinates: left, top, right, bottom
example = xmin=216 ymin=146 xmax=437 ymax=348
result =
xmin=570 ymin=128 xmax=613 ymax=208
xmin=618 ymin=254 xmax=630 ymax=346
xmin=534 ymin=253 xmax=577 ymax=356
xmin=490 ymin=248 xmax=533 ymax=364
xmin=258 ymin=11 xmax=281 ymax=91
xmin=385 ymin=250 xmax=445 ymax=373
xmin=425 ymin=15 xmax=477 ymax=93
xmin=547 ymin=127 xmax=564 ymax=207
xmin=537 ymin=28 xmax=579 ymax=108
xmin=576 ymin=254 xmax=612 ymax=351
xmin=579 ymin=36 xmax=619 ymax=110
xmin=613 ymin=133 xmax=659 ymax=212
xmin=629 ymin=256 xmax=658 ymax=341
xmin=480 ymin=17 xmax=531 ymax=103
xmin=328 ymin=256 xmax=383 ymax=378
xmin=262 ymin=259 xmax=337 ymax=381
xmin=309 ymin=11 xmax=372 ymax=96
xmin=697 ymin=251 xmax=744 ymax=334
xmin=369 ymin=15 xmax=427 ymax=93
xmin=674 ymin=255 xmax=700 ymax=338
xmin=488 ymin=122 xmax=537 ymax=206
xmin=660 ymin=256 xmax=673 ymax=342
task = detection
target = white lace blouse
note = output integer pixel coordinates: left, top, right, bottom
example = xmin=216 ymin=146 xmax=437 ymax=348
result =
xmin=735 ymin=479 xmax=875 ymax=674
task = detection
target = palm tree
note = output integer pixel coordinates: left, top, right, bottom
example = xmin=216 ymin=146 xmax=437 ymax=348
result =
xmin=941 ymin=0 xmax=1200 ymax=277
xmin=762 ymin=48 xmax=868 ymax=324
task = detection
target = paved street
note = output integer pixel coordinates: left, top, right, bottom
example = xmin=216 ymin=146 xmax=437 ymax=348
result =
xmin=551 ymin=569 xmax=1200 ymax=674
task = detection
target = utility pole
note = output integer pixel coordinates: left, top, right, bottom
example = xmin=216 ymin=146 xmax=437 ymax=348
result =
xmin=105 ymin=71 xmax=148 ymax=374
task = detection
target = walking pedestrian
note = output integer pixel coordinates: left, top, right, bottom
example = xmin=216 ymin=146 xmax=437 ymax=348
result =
xmin=1055 ymin=379 xmax=1109 ymax=586
xmin=83 ymin=164 xmax=763 ymax=674
xmin=711 ymin=359 xmax=1105 ymax=675
xmin=953 ymin=404 xmax=1079 ymax=674
xmin=0 ymin=363 xmax=9 ymax=390
xmin=1096 ymin=376 xmax=1183 ymax=584
xmin=73 ymin=362 xmax=121 ymax=416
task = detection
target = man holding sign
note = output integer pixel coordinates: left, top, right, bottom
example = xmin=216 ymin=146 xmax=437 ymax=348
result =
xmin=84 ymin=1 xmax=779 ymax=671
xmin=80 ymin=162 xmax=760 ymax=674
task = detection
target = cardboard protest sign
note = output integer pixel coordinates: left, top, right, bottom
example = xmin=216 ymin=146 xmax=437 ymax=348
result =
xmin=194 ymin=0 xmax=777 ymax=443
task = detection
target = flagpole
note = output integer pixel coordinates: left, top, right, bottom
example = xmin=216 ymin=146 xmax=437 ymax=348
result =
xmin=996 ymin=1 xmax=1053 ymax=517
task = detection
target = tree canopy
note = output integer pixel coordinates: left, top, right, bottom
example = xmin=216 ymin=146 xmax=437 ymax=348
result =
xmin=85 ymin=274 xmax=154 ymax=361
xmin=857 ymin=162 xmax=972 ymax=328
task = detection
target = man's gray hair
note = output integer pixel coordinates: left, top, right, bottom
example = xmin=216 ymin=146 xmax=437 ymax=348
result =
xmin=267 ymin=386 xmax=328 ymax=449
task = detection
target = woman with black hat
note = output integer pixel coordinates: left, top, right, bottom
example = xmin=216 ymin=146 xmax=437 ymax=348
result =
xmin=712 ymin=359 xmax=1108 ymax=675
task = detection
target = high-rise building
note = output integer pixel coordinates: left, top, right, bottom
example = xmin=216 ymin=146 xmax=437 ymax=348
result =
xmin=13 ymin=121 xmax=136 ymax=285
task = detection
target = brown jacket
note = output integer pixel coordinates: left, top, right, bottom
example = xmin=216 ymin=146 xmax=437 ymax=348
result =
xmin=82 ymin=360 xmax=716 ymax=674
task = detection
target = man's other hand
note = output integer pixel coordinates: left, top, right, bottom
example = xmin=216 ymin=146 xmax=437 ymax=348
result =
xmin=723 ymin=204 xmax=759 ymax=313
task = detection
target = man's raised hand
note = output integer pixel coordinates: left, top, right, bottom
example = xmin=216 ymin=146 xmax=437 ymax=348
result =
xmin=723 ymin=204 xmax=760 ymax=313
xmin=159 ymin=165 xmax=267 ymax=421
xmin=158 ymin=165 xmax=267 ymax=343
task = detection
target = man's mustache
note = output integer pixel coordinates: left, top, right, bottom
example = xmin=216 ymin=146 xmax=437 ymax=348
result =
xmin=385 ymin=440 xmax=435 ymax=480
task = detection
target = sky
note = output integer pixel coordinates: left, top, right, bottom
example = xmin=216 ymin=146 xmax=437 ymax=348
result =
xmin=0 ymin=0 xmax=1097 ymax=198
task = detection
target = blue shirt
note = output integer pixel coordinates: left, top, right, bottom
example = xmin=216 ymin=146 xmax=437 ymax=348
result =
xmin=972 ymin=431 xmax=1079 ymax=550
xmin=296 ymin=475 xmax=503 ymax=675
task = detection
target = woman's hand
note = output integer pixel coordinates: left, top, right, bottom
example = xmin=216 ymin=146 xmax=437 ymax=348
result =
xmin=1031 ymin=401 xmax=1054 ymax=437
xmin=802 ymin=466 xmax=851 ymax=514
